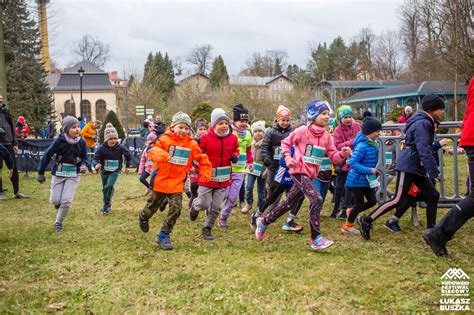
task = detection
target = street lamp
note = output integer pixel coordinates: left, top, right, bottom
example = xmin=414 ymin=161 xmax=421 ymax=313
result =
xmin=78 ymin=66 xmax=85 ymax=119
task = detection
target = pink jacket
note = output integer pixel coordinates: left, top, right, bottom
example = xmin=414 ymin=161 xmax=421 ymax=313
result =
xmin=281 ymin=124 xmax=345 ymax=179
xmin=333 ymin=121 xmax=361 ymax=171
xmin=138 ymin=132 xmax=159 ymax=174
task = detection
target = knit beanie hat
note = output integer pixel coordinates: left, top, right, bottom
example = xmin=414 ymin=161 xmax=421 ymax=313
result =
xmin=251 ymin=120 xmax=266 ymax=133
xmin=362 ymin=110 xmax=373 ymax=119
xmin=404 ymin=106 xmax=413 ymax=114
xmin=62 ymin=115 xmax=79 ymax=134
xmin=337 ymin=105 xmax=353 ymax=121
xmin=421 ymin=94 xmax=445 ymax=112
xmin=232 ymin=103 xmax=249 ymax=122
xmin=210 ymin=108 xmax=230 ymax=127
xmin=275 ymin=105 xmax=291 ymax=120
xmin=104 ymin=123 xmax=119 ymax=141
xmin=171 ymin=111 xmax=192 ymax=127
xmin=362 ymin=117 xmax=382 ymax=135
xmin=195 ymin=119 xmax=207 ymax=130
xmin=306 ymin=99 xmax=330 ymax=121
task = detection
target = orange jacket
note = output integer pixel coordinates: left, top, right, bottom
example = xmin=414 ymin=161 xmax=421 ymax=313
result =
xmin=148 ymin=129 xmax=211 ymax=194
xmin=80 ymin=122 xmax=97 ymax=148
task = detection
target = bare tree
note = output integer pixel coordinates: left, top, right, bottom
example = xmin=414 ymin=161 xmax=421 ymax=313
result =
xmin=240 ymin=50 xmax=289 ymax=77
xmin=172 ymin=56 xmax=184 ymax=75
xmin=73 ymin=34 xmax=110 ymax=67
xmin=356 ymin=26 xmax=377 ymax=79
xmin=373 ymin=30 xmax=403 ymax=80
xmin=186 ymin=44 xmax=213 ymax=74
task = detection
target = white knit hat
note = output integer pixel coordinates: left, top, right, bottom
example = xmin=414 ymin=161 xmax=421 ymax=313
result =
xmin=104 ymin=123 xmax=118 ymax=141
xmin=210 ymin=108 xmax=230 ymax=127
xmin=171 ymin=111 xmax=192 ymax=127
xmin=251 ymin=120 xmax=266 ymax=133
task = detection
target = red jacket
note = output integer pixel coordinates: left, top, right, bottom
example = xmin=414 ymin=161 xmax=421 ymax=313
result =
xmin=198 ymin=127 xmax=239 ymax=188
xmin=460 ymin=77 xmax=474 ymax=147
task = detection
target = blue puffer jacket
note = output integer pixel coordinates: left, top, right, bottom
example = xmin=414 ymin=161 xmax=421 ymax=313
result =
xmin=346 ymin=132 xmax=379 ymax=188
xmin=396 ymin=111 xmax=438 ymax=178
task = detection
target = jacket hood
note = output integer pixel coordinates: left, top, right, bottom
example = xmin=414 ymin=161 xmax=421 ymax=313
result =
xmin=405 ymin=111 xmax=434 ymax=132
xmin=308 ymin=123 xmax=328 ymax=137
xmin=164 ymin=127 xmax=192 ymax=142
xmin=353 ymin=131 xmax=367 ymax=147
xmin=272 ymin=123 xmax=292 ymax=133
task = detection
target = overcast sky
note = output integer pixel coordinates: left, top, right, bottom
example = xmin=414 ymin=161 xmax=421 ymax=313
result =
xmin=43 ymin=0 xmax=403 ymax=76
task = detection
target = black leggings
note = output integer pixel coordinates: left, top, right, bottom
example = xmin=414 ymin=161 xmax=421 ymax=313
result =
xmin=348 ymin=187 xmax=377 ymax=224
xmin=0 ymin=144 xmax=19 ymax=194
xmin=366 ymin=171 xmax=440 ymax=228
xmin=258 ymin=181 xmax=303 ymax=217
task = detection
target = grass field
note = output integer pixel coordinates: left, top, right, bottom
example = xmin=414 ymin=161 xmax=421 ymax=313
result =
xmin=0 ymin=155 xmax=472 ymax=313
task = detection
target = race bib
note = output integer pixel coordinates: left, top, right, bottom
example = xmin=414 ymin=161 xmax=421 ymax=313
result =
xmin=232 ymin=154 xmax=247 ymax=167
xmin=145 ymin=158 xmax=153 ymax=166
xmin=385 ymin=152 xmax=393 ymax=165
xmin=303 ymin=145 xmax=326 ymax=165
xmin=366 ymin=174 xmax=380 ymax=188
xmin=273 ymin=146 xmax=282 ymax=160
xmin=319 ymin=158 xmax=332 ymax=171
xmin=56 ymin=163 xmax=77 ymax=177
xmin=211 ymin=166 xmax=231 ymax=182
xmin=104 ymin=160 xmax=119 ymax=172
xmin=168 ymin=146 xmax=191 ymax=165
xmin=247 ymin=162 xmax=263 ymax=177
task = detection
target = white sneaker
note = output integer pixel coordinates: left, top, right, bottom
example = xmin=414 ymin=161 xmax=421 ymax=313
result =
xmin=241 ymin=203 xmax=252 ymax=214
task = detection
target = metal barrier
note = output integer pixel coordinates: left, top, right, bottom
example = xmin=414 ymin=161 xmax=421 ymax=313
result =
xmin=376 ymin=121 xmax=464 ymax=208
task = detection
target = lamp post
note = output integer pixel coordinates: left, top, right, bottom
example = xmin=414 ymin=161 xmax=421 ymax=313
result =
xmin=78 ymin=66 xmax=85 ymax=119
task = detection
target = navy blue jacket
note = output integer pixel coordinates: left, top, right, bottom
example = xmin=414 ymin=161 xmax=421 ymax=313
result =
xmin=396 ymin=111 xmax=439 ymax=178
xmin=0 ymin=144 xmax=14 ymax=169
xmin=38 ymin=134 xmax=87 ymax=176
xmin=346 ymin=132 xmax=379 ymax=187
xmin=92 ymin=142 xmax=132 ymax=173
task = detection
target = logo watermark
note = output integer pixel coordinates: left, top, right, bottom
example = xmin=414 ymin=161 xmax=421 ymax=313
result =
xmin=440 ymin=268 xmax=470 ymax=311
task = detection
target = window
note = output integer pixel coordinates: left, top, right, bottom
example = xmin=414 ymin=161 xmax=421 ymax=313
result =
xmin=64 ymin=100 xmax=75 ymax=116
xmin=81 ymin=100 xmax=92 ymax=121
xmin=96 ymin=99 xmax=107 ymax=122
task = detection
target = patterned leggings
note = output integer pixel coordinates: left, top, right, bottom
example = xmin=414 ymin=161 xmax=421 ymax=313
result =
xmin=265 ymin=174 xmax=323 ymax=239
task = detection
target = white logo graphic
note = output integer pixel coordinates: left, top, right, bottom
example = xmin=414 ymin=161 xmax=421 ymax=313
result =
xmin=441 ymin=268 xmax=470 ymax=280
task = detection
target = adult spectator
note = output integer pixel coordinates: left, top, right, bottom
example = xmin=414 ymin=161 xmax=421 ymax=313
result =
xmin=154 ymin=115 xmax=166 ymax=136
xmin=423 ymin=77 xmax=474 ymax=256
xmin=46 ymin=116 xmax=56 ymax=139
xmin=0 ymin=95 xmax=30 ymax=200
xmin=397 ymin=106 xmax=414 ymax=123
xmin=80 ymin=119 xmax=101 ymax=172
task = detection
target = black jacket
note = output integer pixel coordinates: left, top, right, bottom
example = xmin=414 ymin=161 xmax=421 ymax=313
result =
xmin=261 ymin=124 xmax=292 ymax=171
xmin=92 ymin=142 xmax=132 ymax=173
xmin=0 ymin=144 xmax=14 ymax=169
xmin=38 ymin=134 xmax=87 ymax=176
xmin=0 ymin=104 xmax=16 ymax=145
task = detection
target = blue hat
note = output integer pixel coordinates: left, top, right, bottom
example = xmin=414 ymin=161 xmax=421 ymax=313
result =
xmin=337 ymin=105 xmax=353 ymax=121
xmin=306 ymin=99 xmax=330 ymax=121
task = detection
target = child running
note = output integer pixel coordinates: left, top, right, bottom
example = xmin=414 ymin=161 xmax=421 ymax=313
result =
xmin=241 ymin=120 xmax=266 ymax=214
xmin=359 ymin=95 xmax=444 ymax=240
xmin=255 ymin=100 xmax=352 ymax=251
xmin=138 ymin=112 xmax=211 ymax=250
xmin=92 ymin=123 xmax=132 ymax=214
xmin=37 ymin=116 xmax=87 ymax=232
xmin=138 ymin=123 xmax=161 ymax=194
xmin=331 ymin=105 xmax=361 ymax=219
xmin=188 ymin=119 xmax=208 ymax=206
xmin=189 ymin=109 xmax=239 ymax=240
xmin=341 ymin=117 xmax=382 ymax=234
xmin=218 ymin=104 xmax=253 ymax=228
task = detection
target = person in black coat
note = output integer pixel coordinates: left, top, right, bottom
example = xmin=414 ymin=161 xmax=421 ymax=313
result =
xmin=359 ymin=94 xmax=445 ymax=240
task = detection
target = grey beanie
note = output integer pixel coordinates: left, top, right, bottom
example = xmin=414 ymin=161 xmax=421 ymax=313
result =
xmin=104 ymin=123 xmax=119 ymax=141
xmin=211 ymin=108 xmax=229 ymax=127
xmin=62 ymin=115 xmax=79 ymax=134
xmin=171 ymin=111 xmax=192 ymax=127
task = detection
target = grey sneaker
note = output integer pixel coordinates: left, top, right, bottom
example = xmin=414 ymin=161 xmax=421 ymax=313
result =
xmin=54 ymin=222 xmax=63 ymax=233
xmin=0 ymin=192 xmax=7 ymax=201
xmin=15 ymin=192 xmax=31 ymax=199
xmin=411 ymin=207 xmax=420 ymax=227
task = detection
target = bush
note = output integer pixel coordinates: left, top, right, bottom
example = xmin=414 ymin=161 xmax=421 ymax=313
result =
xmin=191 ymin=103 xmax=214 ymax=124
xmin=99 ymin=110 xmax=126 ymax=143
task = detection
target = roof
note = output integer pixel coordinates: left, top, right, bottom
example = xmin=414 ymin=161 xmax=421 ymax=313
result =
xmin=45 ymin=73 xmax=60 ymax=90
xmin=63 ymin=60 xmax=105 ymax=74
xmin=53 ymin=73 xmax=114 ymax=91
xmin=347 ymin=81 xmax=468 ymax=103
xmin=317 ymin=80 xmax=407 ymax=89
xmin=174 ymin=73 xmax=209 ymax=84
xmin=229 ymin=74 xmax=292 ymax=86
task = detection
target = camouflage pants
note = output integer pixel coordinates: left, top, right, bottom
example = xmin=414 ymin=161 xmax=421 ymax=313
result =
xmin=140 ymin=191 xmax=183 ymax=233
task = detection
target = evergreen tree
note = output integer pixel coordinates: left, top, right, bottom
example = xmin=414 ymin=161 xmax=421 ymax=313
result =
xmin=2 ymin=0 xmax=53 ymax=136
xmin=99 ymin=110 xmax=126 ymax=143
xmin=208 ymin=55 xmax=229 ymax=89
xmin=142 ymin=51 xmax=175 ymax=99
xmin=191 ymin=103 xmax=213 ymax=123
xmin=273 ymin=57 xmax=282 ymax=76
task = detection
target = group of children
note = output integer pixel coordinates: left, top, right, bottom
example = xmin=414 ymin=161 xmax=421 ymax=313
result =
xmin=36 ymin=94 xmax=459 ymax=253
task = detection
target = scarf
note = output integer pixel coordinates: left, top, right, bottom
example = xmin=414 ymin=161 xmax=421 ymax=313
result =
xmin=214 ymin=127 xmax=230 ymax=138
xmin=232 ymin=123 xmax=248 ymax=138
xmin=64 ymin=133 xmax=81 ymax=145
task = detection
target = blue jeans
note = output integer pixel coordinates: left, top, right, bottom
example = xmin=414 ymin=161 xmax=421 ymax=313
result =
xmin=245 ymin=174 xmax=265 ymax=209
xmin=86 ymin=147 xmax=96 ymax=172
xmin=312 ymin=179 xmax=330 ymax=203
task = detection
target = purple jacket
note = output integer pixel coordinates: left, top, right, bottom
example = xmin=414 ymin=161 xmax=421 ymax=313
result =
xmin=333 ymin=121 xmax=362 ymax=171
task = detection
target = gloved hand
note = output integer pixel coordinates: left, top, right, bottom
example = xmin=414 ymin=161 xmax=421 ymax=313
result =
xmin=230 ymin=155 xmax=239 ymax=163
xmin=37 ymin=174 xmax=46 ymax=184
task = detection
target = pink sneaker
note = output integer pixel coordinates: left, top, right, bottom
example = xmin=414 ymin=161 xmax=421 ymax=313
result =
xmin=255 ymin=217 xmax=267 ymax=240
xmin=310 ymin=235 xmax=334 ymax=251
